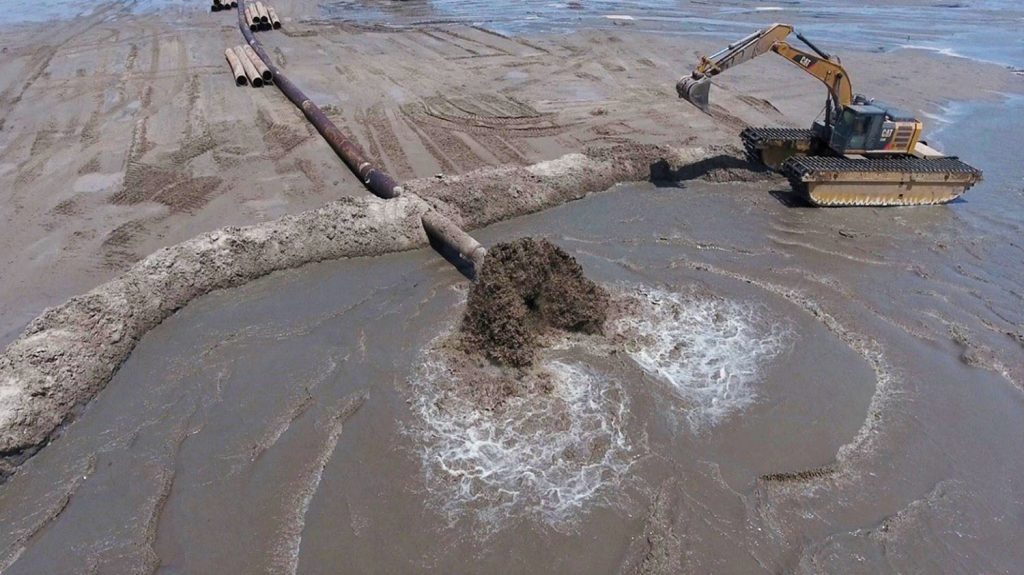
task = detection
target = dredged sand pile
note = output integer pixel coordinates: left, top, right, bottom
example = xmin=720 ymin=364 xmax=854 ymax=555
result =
xmin=459 ymin=238 xmax=609 ymax=369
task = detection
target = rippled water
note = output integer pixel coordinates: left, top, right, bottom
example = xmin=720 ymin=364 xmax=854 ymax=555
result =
xmin=610 ymin=286 xmax=791 ymax=429
xmin=320 ymin=0 xmax=1024 ymax=67
xmin=8 ymin=1 xmax=1023 ymax=67
xmin=412 ymin=349 xmax=634 ymax=530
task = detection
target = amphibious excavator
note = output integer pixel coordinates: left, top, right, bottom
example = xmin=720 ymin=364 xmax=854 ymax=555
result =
xmin=677 ymin=23 xmax=982 ymax=206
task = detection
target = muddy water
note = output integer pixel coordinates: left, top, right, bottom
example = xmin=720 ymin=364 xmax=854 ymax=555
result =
xmin=11 ymin=0 xmax=1023 ymax=66
xmin=0 ymin=204 xmax=882 ymax=572
xmin=2 ymin=94 xmax=1022 ymax=572
xmin=323 ymin=0 xmax=1024 ymax=67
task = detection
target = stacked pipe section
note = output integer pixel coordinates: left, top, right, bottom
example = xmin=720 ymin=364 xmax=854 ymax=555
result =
xmin=225 ymin=45 xmax=272 ymax=87
xmin=211 ymin=0 xmax=237 ymax=12
xmin=245 ymin=1 xmax=282 ymax=30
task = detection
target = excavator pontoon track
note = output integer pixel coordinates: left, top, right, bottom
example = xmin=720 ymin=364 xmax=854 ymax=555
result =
xmin=740 ymin=126 xmax=818 ymax=169
xmin=782 ymin=156 xmax=983 ymax=207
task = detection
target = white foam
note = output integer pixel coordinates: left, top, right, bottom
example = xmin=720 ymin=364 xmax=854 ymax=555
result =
xmin=408 ymin=287 xmax=788 ymax=527
xmin=918 ymin=110 xmax=952 ymax=125
xmin=611 ymin=287 xmax=790 ymax=430
xmin=899 ymin=44 xmax=967 ymax=60
xmin=901 ymin=44 xmax=1017 ymax=69
xmin=409 ymin=355 xmax=632 ymax=531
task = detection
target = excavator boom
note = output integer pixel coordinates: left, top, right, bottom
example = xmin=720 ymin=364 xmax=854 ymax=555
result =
xmin=677 ymin=23 xmax=852 ymax=115
xmin=677 ymin=23 xmax=793 ymax=112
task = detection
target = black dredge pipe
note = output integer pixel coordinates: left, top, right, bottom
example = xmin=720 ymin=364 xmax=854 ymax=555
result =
xmin=236 ymin=0 xmax=402 ymax=199
xmin=233 ymin=1 xmax=485 ymax=279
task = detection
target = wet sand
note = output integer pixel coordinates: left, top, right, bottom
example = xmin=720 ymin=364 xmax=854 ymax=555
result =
xmin=2 ymin=0 xmax=1024 ymax=572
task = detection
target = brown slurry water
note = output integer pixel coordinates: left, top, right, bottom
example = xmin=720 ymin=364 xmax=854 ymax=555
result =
xmin=460 ymin=237 xmax=608 ymax=369
xmin=1 ymin=97 xmax=1023 ymax=572
xmin=0 ymin=181 xmax=876 ymax=572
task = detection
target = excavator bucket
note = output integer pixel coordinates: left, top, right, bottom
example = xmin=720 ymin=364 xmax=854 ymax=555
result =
xmin=676 ymin=75 xmax=712 ymax=113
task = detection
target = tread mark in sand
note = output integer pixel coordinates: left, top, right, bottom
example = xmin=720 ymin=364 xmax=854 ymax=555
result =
xmin=357 ymin=105 xmax=415 ymax=179
xmin=404 ymin=119 xmax=457 ymax=175
xmin=0 ymin=2 xmax=122 ymax=128
xmin=418 ymin=29 xmax=481 ymax=57
xmin=406 ymin=94 xmax=569 ymax=138
xmin=440 ymin=27 xmax=514 ymax=57
xmin=256 ymin=105 xmax=312 ymax=155
xmin=101 ymin=219 xmax=148 ymax=270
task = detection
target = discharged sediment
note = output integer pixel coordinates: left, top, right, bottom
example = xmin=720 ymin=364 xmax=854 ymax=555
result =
xmin=460 ymin=238 xmax=608 ymax=368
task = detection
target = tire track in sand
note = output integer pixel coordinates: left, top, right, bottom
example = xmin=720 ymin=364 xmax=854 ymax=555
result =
xmin=356 ymin=104 xmax=415 ymax=180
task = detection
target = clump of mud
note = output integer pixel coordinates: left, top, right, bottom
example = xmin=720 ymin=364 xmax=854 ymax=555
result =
xmin=459 ymin=238 xmax=609 ymax=369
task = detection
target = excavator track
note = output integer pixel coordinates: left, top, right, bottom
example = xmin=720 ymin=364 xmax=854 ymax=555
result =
xmin=782 ymin=156 xmax=983 ymax=207
xmin=741 ymin=127 xmax=818 ymax=169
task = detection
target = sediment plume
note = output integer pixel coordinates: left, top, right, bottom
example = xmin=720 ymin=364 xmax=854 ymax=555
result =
xmin=411 ymin=350 xmax=633 ymax=527
xmin=269 ymin=393 xmax=365 ymax=575
xmin=459 ymin=238 xmax=609 ymax=368
xmin=625 ymin=479 xmax=683 ymax=575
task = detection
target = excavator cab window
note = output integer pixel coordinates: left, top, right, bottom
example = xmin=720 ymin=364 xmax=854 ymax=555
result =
xmin=831 ymin=105 xmax=884 ymax=153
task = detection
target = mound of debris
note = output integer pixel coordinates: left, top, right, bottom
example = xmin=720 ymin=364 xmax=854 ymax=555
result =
xmin=460 ymin=238 xmax=609 ymax=368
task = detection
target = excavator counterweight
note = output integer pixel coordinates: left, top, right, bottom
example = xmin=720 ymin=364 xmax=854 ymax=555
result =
xmin=677 ymin=23 xmax=982 ymax=207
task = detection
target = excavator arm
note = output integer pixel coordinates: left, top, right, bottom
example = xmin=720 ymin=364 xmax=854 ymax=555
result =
xmin=770 ymin=41 xmax=853 ymax=108
xmin=688 ymin=23 xmax=794 ymax=78
xmin=677 ymin=23 xmax=853 ymax=116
